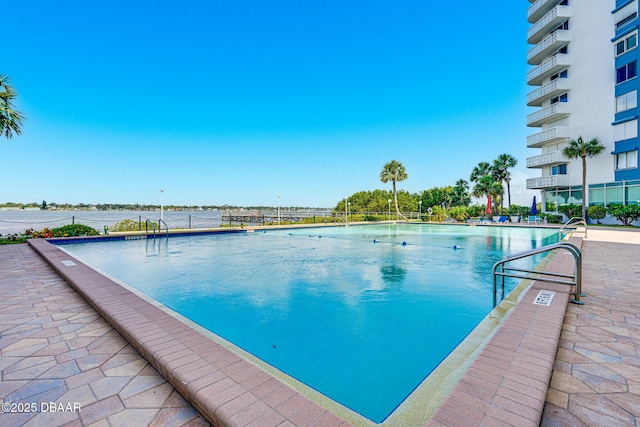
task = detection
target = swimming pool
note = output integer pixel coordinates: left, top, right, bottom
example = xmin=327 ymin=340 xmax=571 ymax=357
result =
xmin=59 ymin=224 xmax=559 ymax=422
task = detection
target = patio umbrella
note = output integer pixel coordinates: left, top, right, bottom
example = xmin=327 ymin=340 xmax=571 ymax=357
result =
xmin=486 ymin=196 xmax=492 ymax=216
xmin=530 ymin=195 xmax=538 ymax=215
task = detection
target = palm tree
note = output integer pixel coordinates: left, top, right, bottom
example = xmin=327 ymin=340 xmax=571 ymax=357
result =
xmin=562 ymin=136 xmax=605 ymax=220
xmin=0 ymin=75 xmax=25 ymax=139
xmin=492 ymin=154 xmax=518 ymax=212
xmin=470 ymin=162 xmax=493 ymax=214
xmin=452 ymin=179 xmax=471 ymax=206
xmin=472 ymin=174 xmax=502 ymax=216
xmin=380 ymin=160 xmax=408 ymax=220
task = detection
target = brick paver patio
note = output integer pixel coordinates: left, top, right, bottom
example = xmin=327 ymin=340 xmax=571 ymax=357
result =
xmin=0 ymin=244 xmax=210 ymax=427
xmin=541 ymin=231 xmax=640 ymax=426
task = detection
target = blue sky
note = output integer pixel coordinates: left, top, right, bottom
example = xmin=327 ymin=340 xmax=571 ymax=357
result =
xmin=4 ymin=1 xmax=537 ymax=208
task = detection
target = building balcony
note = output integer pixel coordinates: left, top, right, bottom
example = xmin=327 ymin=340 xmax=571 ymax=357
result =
xmin=528 ymin=30 xmax=571 ymax=65
xmin=528 ymin=0 xmax=562 ymax=24
xmin=527 ymin=78 xmax=570 ymax=106
xmin=527 ymin=126 xmax=570 ymax=148
xmin=528 ymin=5 xmax=571 ymax=44
xmin=526 ymin=174 xmax=571 ymax=189
xmin=527 ymin=103 xmax=571 ymax=127
xmin=526 ymin=150 xmax=565 ymax=168
xmin=527 ymin=53 xmax=571 ymax=86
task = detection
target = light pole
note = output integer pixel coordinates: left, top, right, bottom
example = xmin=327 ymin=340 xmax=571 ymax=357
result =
xmin=347 ymin=202 xmax=351 ymax=223
xmin=160 ymin=189 xmax=165 ymax=222
xmin=277 ymin=195 xmax=281 ymax=225
xmin=419 ymin=200 xmax=422 ymax=221
xmin=388 ymin=199 xmax=391 ymax=221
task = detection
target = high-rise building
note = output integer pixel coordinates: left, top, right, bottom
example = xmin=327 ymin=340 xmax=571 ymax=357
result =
xmin=525 ymin=0 xmax=640 ymax=213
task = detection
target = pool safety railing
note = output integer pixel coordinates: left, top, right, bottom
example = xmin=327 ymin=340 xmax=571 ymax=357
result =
xmin=559 ymin=216 xmax=587 ymax=238
xmin=159 ymin=219 xmax=169 ymax=236
xmin=145 ymin=220 xmax=157 ymax=238
xmin=492 ymin=241 xmax=583 ymax=308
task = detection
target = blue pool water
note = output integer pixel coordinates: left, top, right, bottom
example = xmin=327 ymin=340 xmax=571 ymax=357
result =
xmin=60 ymin=224 xmax=559 ymax=422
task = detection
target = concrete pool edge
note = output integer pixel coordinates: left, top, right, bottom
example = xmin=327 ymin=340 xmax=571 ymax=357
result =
xmin=26 ymin=229 xmax=582 ymax=427
xmin=27 ymin=238 xmax=353 ymax=427
xmin=426 ymin=235 xmax=584 ymax=426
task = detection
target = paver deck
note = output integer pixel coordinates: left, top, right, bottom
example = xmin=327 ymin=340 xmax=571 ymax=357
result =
xmin=0 ymin=243 xmax=210 ymax=426
xmin=541 ymin=229 xmax=640 ymax=426
xmin=1 ymin=226 xmax=638 ymax=426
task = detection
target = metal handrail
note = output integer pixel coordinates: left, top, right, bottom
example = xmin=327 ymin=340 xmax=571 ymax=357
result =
xmin=145 ymin=219 xmax=157 ymax=238
xmin=158 ymin=219 xmax=169 ymax=236
xmin=492 ymin=241 xmax=582 ymax=307
xmin=559 ymin=216 xmax=587 ymax=238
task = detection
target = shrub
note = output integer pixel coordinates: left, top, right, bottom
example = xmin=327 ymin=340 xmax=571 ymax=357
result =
xmin=517 ymin=206 xmax=532 ymax=217
xmin=51 ymin=224 xmax=99 ymax=237
xmin=558 ymin=204 xmax=583 ymax=219
xmin=607 ymin=204 xmax=640 ymax=226
xmin=587 ymin=206 xmax=607 ymax=224
xmin=467 ymin=205 xmax=485 ymax=218
xmin=540 ymin=213 xmax=562 ymax=224
xmin=508 ymin=204 xmax=523 ymax=215
xmin=25 ymin=228 xmax=55 ymax=238
xmin=448 ymin=206 xmax=468 ymax=222
xmin=110 ymin=219 xmax=143 ymax=232
xmin=25 ymin=224 xmax=100 ymax=238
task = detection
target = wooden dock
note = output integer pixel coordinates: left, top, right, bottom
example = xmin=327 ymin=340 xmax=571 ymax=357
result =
xmin=221 ymin=210 xmax=334 ymax=225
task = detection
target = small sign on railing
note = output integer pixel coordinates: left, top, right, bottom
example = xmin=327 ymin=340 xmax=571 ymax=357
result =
xmin=533 ymin=290 xmax=555 ymax=306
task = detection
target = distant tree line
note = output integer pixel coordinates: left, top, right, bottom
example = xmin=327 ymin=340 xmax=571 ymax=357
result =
xmin=0 ymin=202 xmax=330 ymax=211
xmin=335 ymin=154 xmax=519 ymax=217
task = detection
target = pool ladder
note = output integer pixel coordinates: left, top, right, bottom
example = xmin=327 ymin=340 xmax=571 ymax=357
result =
xmin=559 ymin=217 xmax=587 ymax=238
xmin=492 ymin=241 xmax=582 ymax=308
xmin=145 ymin=219 xmax=169 ymax=238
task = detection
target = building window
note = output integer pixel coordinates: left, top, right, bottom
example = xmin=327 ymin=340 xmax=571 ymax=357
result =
xmin=616 ymin=12 xmax=637 ymax=30
xmin=617 ymin=60 xmax=637 ymax=84
xmin=616 ymin=150 xmax=638 ymax=170
xmin=552 ymin=164 xmax=568 ymax=175
xmin=616 ymin=90 xmax=638 ymax=112
xmin=555 ymin=21 xmax=569 ymax=31
xmin=550 ymin=70 xmax=568 ymax=81
xmin=550 ymin=94 xmax=568 ymax=104
xmin=616 ymin=31 xmax=637 ymax=57
xmin=614 ymin=119 xmax=638 ymax=141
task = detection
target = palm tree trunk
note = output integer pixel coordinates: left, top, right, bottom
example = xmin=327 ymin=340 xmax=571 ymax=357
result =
xmin=582 ymin=155 xmax=587 ymax=219
xmin=507 ymin=179 xmax=512 ymax=208
xmin=392 ymin=181 xmax=407 ymax=221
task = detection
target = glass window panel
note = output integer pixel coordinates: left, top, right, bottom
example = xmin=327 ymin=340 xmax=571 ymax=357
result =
xmin=629 ymin=61 xmax=637 ymax=79
xmin=628 ymin=34 xmax=637 ymax=50
xmin=605 ymin=186 xmax=624 ymax=206
xmin=629 ymin=150 xmax=638 ymax=168
xmin=626 ymin=185 xmax=640 ymax=205
xmin=628 ymin=90 xmax=638 ymax=109
xmin=557 ymin=191 xmax=569 ymax=206
xmin=617 ymin=153 xmax=627 ymax=169
xmin=618 ymin=41 xmax=626 ymax=55
xmin=627 ymin=120 xmax=638 ymax=138
xmin=569 ymin=189 xmax=583 ymax=204
xmin=618 ymin=66 xmax=627 ymax=83
xmin=614 ymin=122 xmax=626 ymax=140
xmin=589 ymin=187 xmax=605 ymax=206
xmin=617 ymin=95 xmax=627 ymax=112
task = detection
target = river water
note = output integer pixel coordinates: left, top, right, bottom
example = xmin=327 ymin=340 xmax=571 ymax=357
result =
xmin=0 ymin=210 xmax=223 ymax=235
